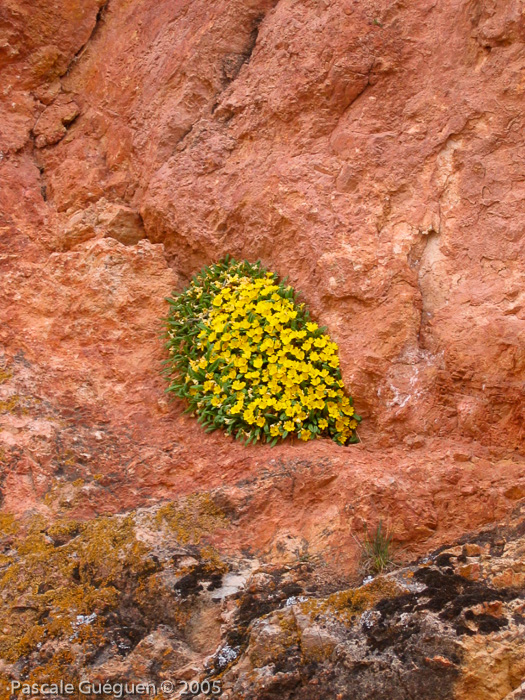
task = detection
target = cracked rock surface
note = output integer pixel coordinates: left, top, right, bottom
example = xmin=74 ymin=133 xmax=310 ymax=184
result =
xmin=0 ymin=0 xmax=525 ymax=696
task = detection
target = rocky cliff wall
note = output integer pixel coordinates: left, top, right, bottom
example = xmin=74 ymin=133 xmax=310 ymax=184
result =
xmin=1 ymin=0 xmax=525 ymax=697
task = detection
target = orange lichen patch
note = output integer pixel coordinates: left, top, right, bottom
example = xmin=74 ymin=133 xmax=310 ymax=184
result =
xmin=25 ymin=649 xmax=78 ymax=698
xmin=155 ymin=493 xmax=228 ymax=545
xmin=0 ymin=367 xmax=12 ymax=384
xmin=276 ymin=609 xmax=300 ymax=642
xmin=198 ymin=544 xmax=229 ymax=575
xmin=0 ymin=393 xmax=38 ymax=415
xmin=0 ymin=515 xmax=170 ymax=669
xmin=248 ymin=609 xmax=300 ymax=669
xmin=0 ymin=501 xmax=230 ymax=692
xmin=0 ymin=553 xmax=13 ymax=567
xmin=0 ymin=395 xmax=20 ymax=414
xmin=0 ymin=516 xmax=128 ymax=662
xmin=299 ymin=576 xmax=406 ymax=624
xmin=0 ymin=513 xmax=20 ymax=536
xmin=46 ymin=519 xmax=82 ymax=544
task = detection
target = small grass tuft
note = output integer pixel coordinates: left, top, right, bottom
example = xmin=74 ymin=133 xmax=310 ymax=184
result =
xmin=358 ymin=520 xmax=396 ymax=576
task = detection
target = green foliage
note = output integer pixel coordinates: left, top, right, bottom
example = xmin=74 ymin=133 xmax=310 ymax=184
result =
xmin=359 ymin=520 xmax=395 ymax=575
xmin=163 ymin=257 xmax=360 ymax=446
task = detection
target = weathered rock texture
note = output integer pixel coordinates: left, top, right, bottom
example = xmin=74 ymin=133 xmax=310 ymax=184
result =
xmin=0 ymin=496 xmax=234 ymax=698
xmin=1 ymin=495 xmax=525 ymax=699
xmin=20 ymin=0 xmax=523 ymax=449
xmin=216 ymin=500 xmax=525 ymax=700
xmin=0 ymin=0 xmax=524 ymax=691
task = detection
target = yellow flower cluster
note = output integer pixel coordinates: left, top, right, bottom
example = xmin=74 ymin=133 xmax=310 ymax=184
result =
xmin=164 ymin=259 xmax=360 ymax=446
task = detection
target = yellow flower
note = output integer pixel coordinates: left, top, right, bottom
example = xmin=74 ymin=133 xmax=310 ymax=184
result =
xmin=243 ymin=409 xmax=256 ymax=424
xmin=166 ymin=259 xmax=359 ymax=446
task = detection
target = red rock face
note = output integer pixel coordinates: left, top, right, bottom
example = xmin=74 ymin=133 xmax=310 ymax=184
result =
xmin=0 ymin=0 xmax=524 ymax=568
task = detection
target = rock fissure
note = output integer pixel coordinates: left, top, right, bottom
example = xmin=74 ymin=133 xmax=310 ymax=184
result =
xmin=221 ymin=13 xmax=266 ymax=89
xmin=63 ymin=1 xmax=110 ymax=79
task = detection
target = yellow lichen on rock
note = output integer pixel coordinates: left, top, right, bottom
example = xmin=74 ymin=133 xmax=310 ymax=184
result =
xmin=0 ymin=497 xmax=231 ymax=694
xmin=155 ymin=492 xmax=227 ymax=545
xmin=299 ymin=575 xmax=405 ymax=624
